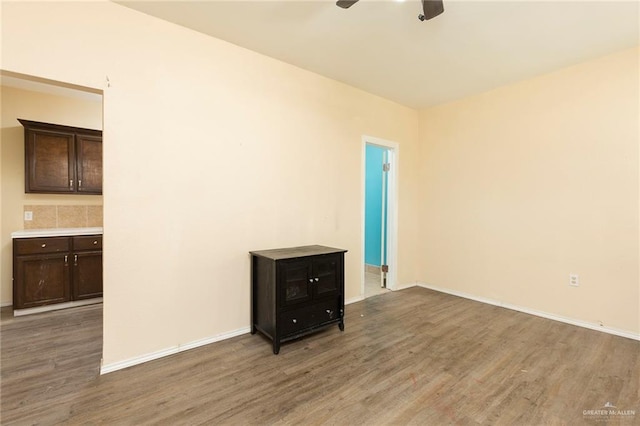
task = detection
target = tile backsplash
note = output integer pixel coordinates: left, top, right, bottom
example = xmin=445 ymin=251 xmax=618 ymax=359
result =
xmin=24 ymin=205 xmax=103 ymax=229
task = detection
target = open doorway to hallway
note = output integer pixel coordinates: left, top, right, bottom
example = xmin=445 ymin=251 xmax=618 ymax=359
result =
xmin=363 ymin=136 xmax=398 ymax=298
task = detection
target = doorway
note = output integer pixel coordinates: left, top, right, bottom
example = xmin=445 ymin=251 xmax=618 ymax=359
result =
xmin=362 ymin=136 xmax=398 ymax=298
xmin=0 ymin=71 xmax=104 ymax=326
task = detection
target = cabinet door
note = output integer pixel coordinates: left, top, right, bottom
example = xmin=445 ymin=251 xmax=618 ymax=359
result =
xmin=73 ymin=251 xmax=103 ymax=300
xmin=14 ymin=254 xmax=70 ymax=309
xmin=312 ymin=254 xmax=341 ymax=298
xmin=25 ymin=128 xmax=75 ymax=193
xmin=280 ymin=299 xmax=341 ymax=337
xmin=76 ymin=134 xmax=102 ymax=194
xmin=279 ymin=260 xmax=313 ymax=306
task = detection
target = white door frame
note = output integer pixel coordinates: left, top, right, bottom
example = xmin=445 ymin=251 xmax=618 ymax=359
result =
xmin=361 ymin=135 xmax=399 ymax=296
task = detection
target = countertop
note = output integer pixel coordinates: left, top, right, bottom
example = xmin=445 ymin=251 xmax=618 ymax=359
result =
xmin=11 ymin=227 xmax=103 ymax=238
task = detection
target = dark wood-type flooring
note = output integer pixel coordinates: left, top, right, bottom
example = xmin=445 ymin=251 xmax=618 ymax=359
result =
xmin=1 ymin=287 xmax=638 ymax=425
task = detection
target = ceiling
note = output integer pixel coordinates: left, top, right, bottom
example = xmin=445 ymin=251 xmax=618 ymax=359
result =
xmin=0 ymin=72 xmax=103 ymax=102
xmin=119 ymin=1 xmax=638 ymax=109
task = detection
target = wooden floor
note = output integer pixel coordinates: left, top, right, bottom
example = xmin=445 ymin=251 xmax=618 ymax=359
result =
xmin=1 ymin=287 xmax=638 ymax=425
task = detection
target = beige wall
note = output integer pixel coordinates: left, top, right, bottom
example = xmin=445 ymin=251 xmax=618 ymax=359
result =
xmin=2 ymin=1 xmax=636 ymax=371
xmin=418 ymin=47 xmax=639 ymax=335
xmin=1 ymin=2 xmax=420 ymax=366
xmin=0 ymin=85 xmax=103 ymax=306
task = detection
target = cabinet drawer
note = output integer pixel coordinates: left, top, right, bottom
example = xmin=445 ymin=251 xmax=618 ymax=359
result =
xmin=280 ymin=299 xmax=341 ymax=337
xmin=73 ymin=235 xmax=102 ymax=251
xmin=14 ymin=237 xmax=70 ymax=255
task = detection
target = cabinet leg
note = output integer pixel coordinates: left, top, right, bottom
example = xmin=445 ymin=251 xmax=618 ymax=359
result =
xmin=273 ymin=342 xmax=280 ymax=355
xmin=251 ymin=324 xmax=257 ymax=335
xmin=339 ymin=321 xmax=345 ymax=331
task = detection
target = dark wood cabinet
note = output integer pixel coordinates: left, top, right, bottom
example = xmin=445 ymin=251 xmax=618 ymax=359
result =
xmin=19 ymin=119 xmax=102 ymax=194
xmin=75 ymin=134 xmax=103 ymax=194
xmin=13 ymin=235 xmax=103 ymax=310
xmin=71 ymin=236 xmax=103 ymax=300
xmin=14 ymin=252 xmax=71 ymax=309
xmin=250 ymin=245 xmax=347 ymax=354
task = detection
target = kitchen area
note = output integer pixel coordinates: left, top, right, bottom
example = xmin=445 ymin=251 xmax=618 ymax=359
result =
xmin=0 ymin=74 xmax=103 ymax=316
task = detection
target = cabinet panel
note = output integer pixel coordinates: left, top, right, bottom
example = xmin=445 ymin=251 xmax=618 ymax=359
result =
xmin=76 ymin=135 xmax=102 ymax=194
xmin=25 ymin=129 xmax=75 ymax=193
xmin=252 ymin=256 xmax=275 ymax=338
xmin=279 ymin=260 xmax=312 ymax=306
xmin=73 ymin=235 xmax=102 ymax=251
xmin=73 ymin=251 xmax=103 ymax=300
xmin=14 ymin=237 xmax=70 ymax=255
xmin=14 ymin=254 xmax=70 ymax=308
xmin=280 ymin=299 xmax=341 ymax=337
xmin=313 ymin=254 xmax=341 ymax=299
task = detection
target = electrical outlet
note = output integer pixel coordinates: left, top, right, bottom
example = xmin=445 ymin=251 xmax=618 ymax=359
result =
xmin=24 ymin=211 xmax=33 ymax=221
xmin=569 ymin=274 xmax=579 ymax=287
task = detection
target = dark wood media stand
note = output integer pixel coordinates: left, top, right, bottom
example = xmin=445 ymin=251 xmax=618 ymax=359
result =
xmin=250 ymin=245 xmax=347 ymax=354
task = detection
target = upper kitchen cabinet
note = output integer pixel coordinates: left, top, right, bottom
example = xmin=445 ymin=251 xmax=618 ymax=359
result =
xmin=75 ymin=133 xmax=102 ymax=194
xmin=18 ymin=119 xmax=102 ymax=195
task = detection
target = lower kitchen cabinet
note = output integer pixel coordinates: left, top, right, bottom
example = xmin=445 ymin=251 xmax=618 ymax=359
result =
xmin=71 ymin=235 xmax=103 ymax=300
xmin=14 ymin=252 xmax=70 ymax=308
xmin=13 ymin=235 xmax=102 ymax=310
xmin=250 ymin=245 xmax=347 ymax=354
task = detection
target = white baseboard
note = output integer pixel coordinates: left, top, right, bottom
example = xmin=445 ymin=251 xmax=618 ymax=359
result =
xmin=100 ymin=326 xmax=251 ymax=375
xmin=417 ymin=283 xmax=640 ymax=341
xmin=1 ymin=301 xmax=13 ymax=308
xmin=14 ymin=298 xmax=102 ymax=316
xmin=105 ymin=282 xmax=635 ymax=375
xmin=394 ymin=282 xmax=418 ymax=291
xmin=102 ymin=294 xmax=376 ymax=375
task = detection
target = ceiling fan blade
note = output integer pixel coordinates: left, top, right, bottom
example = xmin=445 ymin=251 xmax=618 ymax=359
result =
xmin=421 ymin=0 xmax=444 ymax=20
xmin=336 ymin=0 xmax=359 ymax=9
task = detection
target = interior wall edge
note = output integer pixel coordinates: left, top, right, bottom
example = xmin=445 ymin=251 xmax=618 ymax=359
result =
xmin=345 ymin=295 xmax=365 ymax=305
